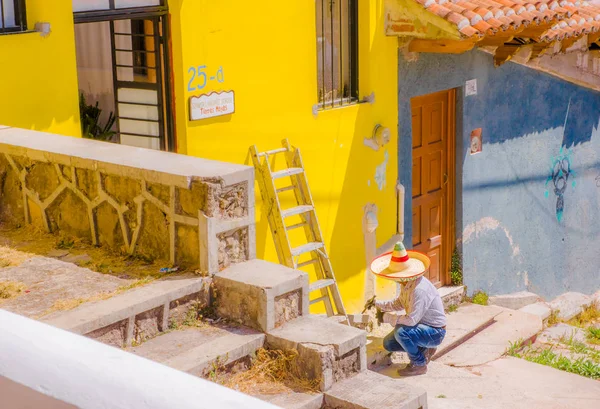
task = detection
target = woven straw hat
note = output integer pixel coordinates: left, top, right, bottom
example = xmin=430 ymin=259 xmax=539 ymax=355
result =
xmin=370 ymin=241 xmax=430 ymax=283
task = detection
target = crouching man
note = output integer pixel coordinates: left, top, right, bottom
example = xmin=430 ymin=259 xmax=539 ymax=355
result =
xmin=370 ymin=241 xmax=446 ymax=376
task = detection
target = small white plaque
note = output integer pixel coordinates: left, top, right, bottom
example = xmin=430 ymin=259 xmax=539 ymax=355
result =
xmin=189 ymin=91 xmax=235 ymax=120
xmin=465 ymin=79 xmax=477 ymax=96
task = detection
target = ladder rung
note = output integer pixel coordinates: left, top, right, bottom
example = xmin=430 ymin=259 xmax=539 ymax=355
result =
xmin=286 ymin=221 xmax=308 ymax=231
xmin=310 ymin=295 xmax=329 ymax=305
xmin=282 ymin=205 xmax=313 ymax=218
xmin=276 ymin=185 xmax=295 ymax=193
xmin=291 ymin=242 xmax=324 ymax=257
xmin=310 ymin=279 xmax=335 ymax=292
xmin=272 ymin=167 xmax=303 ymax=179
xmin=258 ymin=147 xmax=287 ymax=157
xmin=297 ymin=258 xmax=318 ymax=268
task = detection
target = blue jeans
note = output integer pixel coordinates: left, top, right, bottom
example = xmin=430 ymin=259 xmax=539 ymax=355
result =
xmin=383 ymin=324 xmax=446 ymax=366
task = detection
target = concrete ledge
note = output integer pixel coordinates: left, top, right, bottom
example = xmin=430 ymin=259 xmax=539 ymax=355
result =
xmin=439 ymin=285 xmax=466 ymax=309
xmin=0 ymin=126 xmax=252 ymax=187
xmin=489 ymin=291 xmax=541 ymax=310
xmin=45 ymin=277 xmax=210 ymax=338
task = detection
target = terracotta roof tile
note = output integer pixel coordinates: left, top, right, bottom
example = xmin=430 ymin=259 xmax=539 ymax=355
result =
xmin=410 ymin=0 xmax=600 ymax=40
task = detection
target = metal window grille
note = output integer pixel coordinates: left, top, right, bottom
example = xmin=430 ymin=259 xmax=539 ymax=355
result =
xmin=316 ymin=0 xmax=358 ymax=109
xmin=0 ymin=0 xmax=27 ymax=33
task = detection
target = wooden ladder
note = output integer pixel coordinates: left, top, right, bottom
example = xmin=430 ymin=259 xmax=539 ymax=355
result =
xmin=250 ymin=139 xmax=347 ymax=320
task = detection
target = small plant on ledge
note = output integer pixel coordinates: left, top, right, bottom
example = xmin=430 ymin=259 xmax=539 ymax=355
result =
xmin=79 ymin=93 xmax=116 ymax=142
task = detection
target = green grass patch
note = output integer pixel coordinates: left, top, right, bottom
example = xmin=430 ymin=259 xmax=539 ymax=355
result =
xmin=447 ymin=304 xmax=458 ymax=313
xmin=520 ymin=348 xmax=600 ymax=379
xmin=471 ymin=291 xmax=489 ymax=306
xmin=509 ymin=334 xmax=600 ymax=379
xmin=587 ymin=327 xmax=600 ymax=345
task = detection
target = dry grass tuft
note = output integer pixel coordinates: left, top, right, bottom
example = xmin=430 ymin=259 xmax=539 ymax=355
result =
xmin=222 ymin=348 xmax=320 ymax=395
xmin=0 ymin=281 xmax=26 ymax=299
xmin=568 ymin=301 xmax=600 ymax=328
xmin=37 ymin=276 xmax=156 ymax=317
xmin=0 ymin=225 xmax=168 ymax=279
xmin=0 ymin=245 xmax=35 ymax=267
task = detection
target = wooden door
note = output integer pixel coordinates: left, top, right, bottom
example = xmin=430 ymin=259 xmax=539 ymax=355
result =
xmin=411 ymin=89 xmax=455 ymax=287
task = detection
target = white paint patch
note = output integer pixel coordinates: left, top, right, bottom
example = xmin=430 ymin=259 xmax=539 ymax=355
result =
xmin=462 ymin=216 xmax=521 ymax=258
xmin=523 ymin=271 xmax=530 ymax=288
xmin=375 ymin=150 xmax=389 ymax=191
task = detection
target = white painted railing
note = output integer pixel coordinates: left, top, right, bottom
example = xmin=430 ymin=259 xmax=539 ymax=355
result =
xmin=0 ymin=310 xmax=280 ymax=409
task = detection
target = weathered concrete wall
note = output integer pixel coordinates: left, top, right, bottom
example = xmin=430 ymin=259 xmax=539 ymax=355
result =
xmin=0 ymin=127 xmax=255 ymax=273
xmin=398 ymin=49 xmax=600 ymax=299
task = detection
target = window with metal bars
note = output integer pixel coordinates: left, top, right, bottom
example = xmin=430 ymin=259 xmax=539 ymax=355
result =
xmin=0 ymin=0 xmax=26 ymax=33
xmin=316 ymin=0 xmax=358 ymax=109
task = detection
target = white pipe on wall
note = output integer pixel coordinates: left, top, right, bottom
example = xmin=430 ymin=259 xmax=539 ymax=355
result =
xmin=0 ymin=310 xmax=281 ymax=409
xmin=397 ymin=182 xmax=405 ymax=242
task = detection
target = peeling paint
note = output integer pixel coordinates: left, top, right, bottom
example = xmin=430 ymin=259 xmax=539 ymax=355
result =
xmin=462 ymin=217 xmax=521 ymax=258
xmin=375 ymin=150 xmax=389 ymax=191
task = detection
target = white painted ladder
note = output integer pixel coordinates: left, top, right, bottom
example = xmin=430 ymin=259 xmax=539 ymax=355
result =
xmin=250 ymin=139 xmax=347 ymax=320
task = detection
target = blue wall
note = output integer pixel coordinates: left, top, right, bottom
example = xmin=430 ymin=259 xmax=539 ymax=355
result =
xmin=398 ymin=49 xmax=600 ymax=299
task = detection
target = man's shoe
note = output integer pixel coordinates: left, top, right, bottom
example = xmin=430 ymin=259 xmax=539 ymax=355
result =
xmin=425 ymin=348 xmax=437 ymax=364
xmin=397 ymin=364 xmax=427 ymax=377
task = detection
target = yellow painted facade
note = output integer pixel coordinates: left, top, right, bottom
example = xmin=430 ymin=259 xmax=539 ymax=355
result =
xmin=169 ymin=0 xmax=400 ymax=313
xmin=0 ymin=0 xmax=81 ymax=137
xmin=1 ymin=0 xmax=402 ymax=313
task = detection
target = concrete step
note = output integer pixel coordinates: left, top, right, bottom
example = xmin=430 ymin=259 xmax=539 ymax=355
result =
xmin=366 ymin=303 xmax=502 ymax=369
xmin=128 ymin=323 xmax=265 ymax=377
xmin=438 ymin=285 xmax=466 ymax=309
xmin=254 ymin=392 xmax=324 ymax=409
xmin=324 ymin=370 xmax=427 ymax=409
xmin=44 ymin=276 xmax=211 ymax=348
xmin=437 ymin=307 xmax=543 ymax=367
xmin=434 ymin=303 xmax=503 ymax=360
xmin=266 ymin=315 xmax=367 ymax=391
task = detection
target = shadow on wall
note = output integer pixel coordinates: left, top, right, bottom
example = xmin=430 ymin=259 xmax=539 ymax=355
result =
xmin=398 ymin=50 xmax=600 ymax=163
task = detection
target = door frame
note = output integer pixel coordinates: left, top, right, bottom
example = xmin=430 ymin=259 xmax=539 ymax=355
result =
xmin=73 ymin=4 xmax=177 ymax=152
xmin=409 ymin=88 xmax=456 ymax=287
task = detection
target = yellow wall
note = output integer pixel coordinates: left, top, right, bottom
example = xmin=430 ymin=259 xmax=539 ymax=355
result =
xmin=170 ymin=0 xmax=400 ymax=313
xmin=0 ymin=0 xmax=81 ymax=137
xmin=0 ymin=0 xmax=400 ymax=313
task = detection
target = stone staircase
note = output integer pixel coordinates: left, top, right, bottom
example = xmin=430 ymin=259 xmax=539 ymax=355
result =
xmin=41 ymin=258 xmax=428 ymax=409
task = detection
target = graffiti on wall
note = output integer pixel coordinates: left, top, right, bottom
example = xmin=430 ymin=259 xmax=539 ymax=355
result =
xmin=545 ymin=147 xmax=576 ymax=222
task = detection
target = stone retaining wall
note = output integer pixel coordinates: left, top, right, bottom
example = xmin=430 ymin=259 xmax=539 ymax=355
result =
xmin=0 ymin=126 xmax=255 ymax=273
